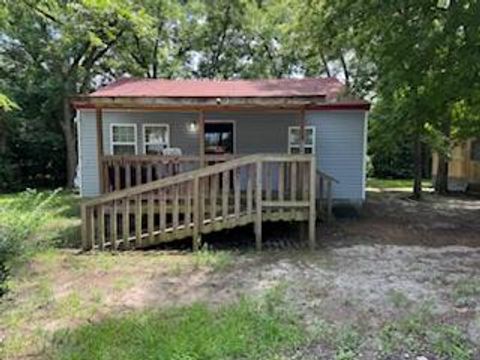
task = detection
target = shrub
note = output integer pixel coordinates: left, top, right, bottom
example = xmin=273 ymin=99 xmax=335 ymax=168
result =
xmin=0 ymin=189 xmax=62 ymax=296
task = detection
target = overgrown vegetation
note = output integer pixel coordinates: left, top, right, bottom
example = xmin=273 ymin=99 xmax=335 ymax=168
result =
xmin=0 ymin=190 xmax=79 ymax=296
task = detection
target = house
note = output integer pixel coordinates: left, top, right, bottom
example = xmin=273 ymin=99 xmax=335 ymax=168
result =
xmin=72 ymin=78 xmax=370 ymax=251
xmin=432 ymin=138 xmax=480 ymax=192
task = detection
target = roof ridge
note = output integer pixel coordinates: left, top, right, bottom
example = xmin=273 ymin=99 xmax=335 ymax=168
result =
xmin=109 ymin=76 xmax=341 ymax=83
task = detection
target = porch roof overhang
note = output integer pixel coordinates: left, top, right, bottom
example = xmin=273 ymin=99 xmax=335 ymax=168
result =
xmin=71 ymin=95 xmax=370 ymax=111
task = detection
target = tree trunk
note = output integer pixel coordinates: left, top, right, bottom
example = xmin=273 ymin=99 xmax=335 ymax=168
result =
xmin=320 ymin=52 xmax=331 ymax=77
xmin=339 ymin=52 xmax=350 ymax=88
xmin=435 ymin=153 xmax=449 ymax=194
xmin=412 ymin=128 xmax=423 ymax=199
xmin=434 ymin=117 xmax=451 ymax=194
xmin=0 ymin=115 xmax=6 ymax=155
xmin=61 ymin=97 xmax=77 ymax=189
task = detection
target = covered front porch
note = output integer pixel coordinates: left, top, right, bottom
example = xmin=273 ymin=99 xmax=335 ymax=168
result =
xmin=74 ymin=95 xmax=327 ymax=195
xmin=74 ymin=93 xmax=340 ymax=252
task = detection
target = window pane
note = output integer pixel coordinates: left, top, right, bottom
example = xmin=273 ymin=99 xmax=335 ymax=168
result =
xmin=305 ymin=147 xmax=314 ymax=154
xmin=290 ymin=146 xmax=300 ymax=154
xmin=113 ymin=126 xmax=135 ymax=142
xmin=113 ymin=144 xmax=135 ymax=155
xmin=145 ymin=127 xmax=168 ymax=145
xmin=305 ymin=129 xmax=314 ymax=145
xmin=289 ymin=128 xmax=300 ymax=145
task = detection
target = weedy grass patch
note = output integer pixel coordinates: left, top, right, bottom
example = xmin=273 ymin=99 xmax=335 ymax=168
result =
xmin=49 ymin=291 xmax=305 ymax=360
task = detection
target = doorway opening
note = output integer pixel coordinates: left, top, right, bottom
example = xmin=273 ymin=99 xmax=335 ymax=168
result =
xmin=204 ymin=122 xmax=234 ymax=155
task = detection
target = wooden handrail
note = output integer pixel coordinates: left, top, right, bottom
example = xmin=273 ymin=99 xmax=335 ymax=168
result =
xmin=85 ymin=154 xmax=312 ymax=206
xmin=317 ymin=170 xmax=339 ymax=184
xmin=81 ymin=153 xmax=320 ymax=252
xmin=102 ymin=154 xmax=236 ymax=163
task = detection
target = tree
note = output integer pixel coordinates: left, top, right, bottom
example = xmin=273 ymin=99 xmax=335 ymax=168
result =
xmin=315 ymin=0 xmax=480 ymax=198
xmin=1 ymin=0 xmax=150 ymax=187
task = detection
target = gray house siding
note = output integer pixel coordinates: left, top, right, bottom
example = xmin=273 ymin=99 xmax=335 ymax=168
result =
xmin=77 ymin=110 xmax=99 ymax=197
xmin=78 ymin=109 xmax=367 ymax=202
xmin=101 ymin=110 xmax=199 ymax=155
xmin=206 ymin=111 xmax=297 ymax=153
xmin=307 ymin=110 xmax=367 ymax=204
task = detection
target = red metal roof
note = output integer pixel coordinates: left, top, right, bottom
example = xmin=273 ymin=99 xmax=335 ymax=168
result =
xmin=89 ymin=77 xmax=345 ymax=99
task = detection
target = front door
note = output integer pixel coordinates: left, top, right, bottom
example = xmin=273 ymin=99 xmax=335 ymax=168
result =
xmin=204 ymin=122 xmax=235 ymax=155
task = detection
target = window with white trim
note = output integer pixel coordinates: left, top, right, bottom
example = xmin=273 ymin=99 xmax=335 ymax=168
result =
xmin=288 ymin=126 xmax=316 ymax=154
xmin=143 ymin=124 xmax=170 ymax=154
xmin=111 ymin=124 xmax=137 ymax=155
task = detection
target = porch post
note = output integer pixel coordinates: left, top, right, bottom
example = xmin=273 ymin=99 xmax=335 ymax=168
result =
xmin=198 ymin=110 xmax=205 ymax=167
xmin=299 ymin=107 xmax=306 ymax=154
xmin=96 ymin=107 xmax=105 ymax=193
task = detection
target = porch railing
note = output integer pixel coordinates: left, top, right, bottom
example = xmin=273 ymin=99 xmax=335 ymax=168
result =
xmin=101 ymin=154 xmax=235 ymax=193
xmin=82 ymin=154 xmax=318 ymax=251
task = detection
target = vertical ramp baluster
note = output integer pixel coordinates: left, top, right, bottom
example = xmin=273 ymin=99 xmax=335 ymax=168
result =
xmin=148 ymin=191 xmax=154 ymax=245
xmin=303 ymin=161 xmax=309 ymax=201
xmin=90 ymin=207 xmax=96 ymax=249
xmin=234 ymin=167 xmax=240 ymax=219
xmin=255 ymin=160 xmax=263 ymax=251
xmin=222 ymin=170 xmax=229 ymax=224
xmin=173 ymin=184 xmax=179 ymax=230
xmin=104 ymin=162 xmax=109 ymax=193
xmin=210 ymin=174 xmax=218 ymax=222
xmin=81 ymin=204 xmax=90 ymax=250
xmin=265 ymin=163 xmax=272 ymax=216
xmin=125 ymin=164 xmax=131 ymax=189
xmin=111 ymin=200 xmax=118 ymax=250
xmin=123 ymin=198 xmax=130 ymax=249
xmin=185 ymin=182 xmax=192 ymax=231
xmin=114 ymin=164 xmax=120 ymax=192
xmin=135 ymin=162 xmax=141 ymax=187
xmin=246 ymin=164 xmax=253 ymax=219
xmin=98 ymin=204 xmax=105 ymax=251
xmin=135 ymin=194 xmax=142 ymax=248
xmin=147 ymin=165 xmax=152 ymax=183
xmin=199 ymin=178 xmax=205 ymax=228
xmin=193 ymin=177 xmax=200 ymax=251
xmin=278 ymin=163 xmax=285 ymax=216
xmin=160 ymin=189 xmax=167 ymax=240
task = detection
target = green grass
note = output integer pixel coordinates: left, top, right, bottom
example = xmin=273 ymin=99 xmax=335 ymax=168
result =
xmin=49 ymin=293 xmax=304 ymax=360
xmin=367 ymin=178 xmax=433 ymax=189
xmin=0 ymin=189 xmax=81 ymax=249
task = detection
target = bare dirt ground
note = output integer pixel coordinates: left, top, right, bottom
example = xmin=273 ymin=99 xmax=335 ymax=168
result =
xmin=2 ymin=191 xmax=480 ymax=359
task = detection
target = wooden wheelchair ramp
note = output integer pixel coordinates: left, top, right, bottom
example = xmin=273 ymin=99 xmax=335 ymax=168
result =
xmin=81 ymin=154 xmax=331 ymax=251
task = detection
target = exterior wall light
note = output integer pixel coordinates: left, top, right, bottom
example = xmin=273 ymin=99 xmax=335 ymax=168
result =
xmin=188 ymin=120 xmax=198 ymax=133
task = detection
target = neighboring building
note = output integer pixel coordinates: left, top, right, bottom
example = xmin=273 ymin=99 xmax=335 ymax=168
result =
xmin=432 ymin=138 xmax=480 ymax=192
xmin=73 ymin=77 xmax=370 ymax=204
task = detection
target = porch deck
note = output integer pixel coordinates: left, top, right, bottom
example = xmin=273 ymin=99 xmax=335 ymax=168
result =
xmin=81 ymin=154 xmax=336 ymax=251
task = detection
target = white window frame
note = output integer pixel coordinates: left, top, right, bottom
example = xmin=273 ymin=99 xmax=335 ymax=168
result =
xmin=110 ymin=123 xmax=138 ymax=155
xmin=288 ymin=126 xmax=316 ymax=154
xmin=142 ymin=124 xmax=170 ymax=155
